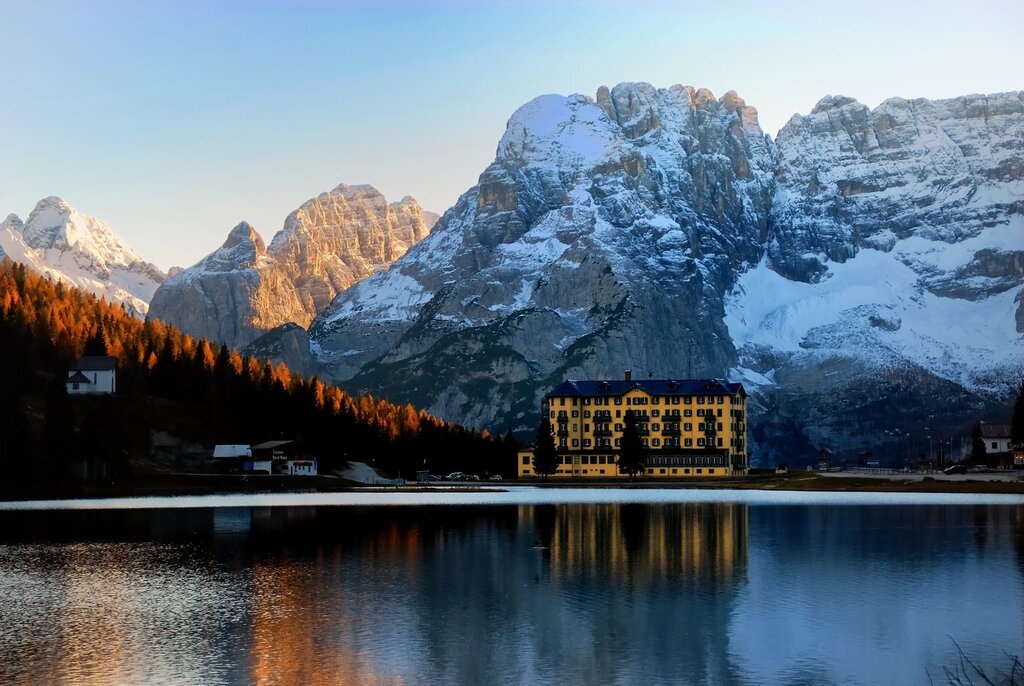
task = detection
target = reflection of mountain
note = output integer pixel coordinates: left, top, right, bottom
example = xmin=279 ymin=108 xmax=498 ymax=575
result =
xmin=731 ymin=505 xmax=1024 ymax=685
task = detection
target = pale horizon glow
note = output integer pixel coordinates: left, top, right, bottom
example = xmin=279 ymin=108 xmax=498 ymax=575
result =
xmin=1 ymin=0 xmax=1022 ymax=271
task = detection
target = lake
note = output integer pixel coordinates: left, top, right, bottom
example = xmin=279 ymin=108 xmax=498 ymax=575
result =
xmin=1 ymin=489 xmax=1022 ymax=685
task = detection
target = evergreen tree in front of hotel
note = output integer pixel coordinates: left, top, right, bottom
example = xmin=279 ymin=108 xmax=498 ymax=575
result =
xmin=618 ymin=410 xmax=645 ymax=479
xmin=532 ymin=417 xmax=558 ymax=479
xmin=1012 ymin=380 xmax=1024 ymax=447
xmin=970 ymin=423 xmax=987 ymax=465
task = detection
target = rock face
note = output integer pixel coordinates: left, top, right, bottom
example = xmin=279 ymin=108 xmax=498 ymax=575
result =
xmin=242 ymin=323 xmax=315 ymax=377
xmin=311 ymin=83 xmax=776 ymax=429
xmin=0 ymin=198 xmax=165 ymax=315
xmin=307 ymin=83 xmax=1024 ymax=465
xmin=148 ymin=184 xmax=436 ymax=348
xmin=731 ymin=90 xmax=1024 ymax=461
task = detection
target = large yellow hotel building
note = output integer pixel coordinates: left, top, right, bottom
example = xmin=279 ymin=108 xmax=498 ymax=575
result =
xmin=518 ymin=373 xmax=749 ymax=478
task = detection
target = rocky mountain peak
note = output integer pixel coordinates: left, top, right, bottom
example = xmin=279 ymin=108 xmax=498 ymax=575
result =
xmin=2 ymin=214 xmax=23 ymax=233
xmin=0 ymin=197 xmax=164 ymax=315
xmin=221 ymin=220 xmax=265 ymax=254
xmin=149 ymin=182 xmax=436 ymax=348
xmin=810 ymin=94 xmax=861 ymax=114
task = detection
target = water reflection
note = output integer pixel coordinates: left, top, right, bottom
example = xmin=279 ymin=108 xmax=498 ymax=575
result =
xmin=0 ymin=503 xmax=1022 ymax=685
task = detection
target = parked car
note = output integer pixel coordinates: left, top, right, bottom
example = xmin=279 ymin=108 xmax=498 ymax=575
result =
xmin=970 ymin=465 xmax=990 ymax=473
xmin=488 ymin=474 xmax=503 ymax=481
xmin=465 ymin=474 xmax=481 ymax=481
xmin=943 ymin=464 xmax=967 ymax=475
xmin=446 ymin=472 xmax=465 ymax=481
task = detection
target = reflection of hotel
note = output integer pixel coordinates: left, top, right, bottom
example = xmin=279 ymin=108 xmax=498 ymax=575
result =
xmin=519 ymin=373 xmax=749 ymax=478
xmin=521 ymin=503 xmax=749 ymax=585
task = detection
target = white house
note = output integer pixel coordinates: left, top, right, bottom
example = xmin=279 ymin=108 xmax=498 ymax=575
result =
xmin=979 ymin=424 xmax=1013 ymax=454
xmin=66 ymin=356 xmax=117 ymax=394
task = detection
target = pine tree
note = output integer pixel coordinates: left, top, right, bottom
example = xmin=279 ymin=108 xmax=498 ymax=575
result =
xmin=618 ymin=409 xmax=646 ymax=479
xmin=971 ymin=423 xmax=987 ymax=465
xmin=1012 ymin=380 xmax=1024 ymax=447
xmin=532 ymin=417 xmax=558 ymax=479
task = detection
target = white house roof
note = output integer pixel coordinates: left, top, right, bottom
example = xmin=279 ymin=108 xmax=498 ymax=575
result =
xmin=72 ymin=355 xmax=117 ymax=371
xmin=213 ymin=444 xmax=251 ymax=458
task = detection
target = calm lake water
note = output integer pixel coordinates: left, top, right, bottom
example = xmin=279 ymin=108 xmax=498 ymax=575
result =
xmin=1 ymin=489 xmax=1022 ymax=685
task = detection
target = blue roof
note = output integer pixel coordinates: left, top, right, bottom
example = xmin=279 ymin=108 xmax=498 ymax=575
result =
xmin=547 ymin=378 xmax=744 ymax=398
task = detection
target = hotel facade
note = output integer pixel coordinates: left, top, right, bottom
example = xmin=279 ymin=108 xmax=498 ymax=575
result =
xmin=519 ymin=373 xmax=749 ymax=478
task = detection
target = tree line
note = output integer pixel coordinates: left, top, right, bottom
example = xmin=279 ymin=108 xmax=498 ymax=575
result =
xmin=0 ymin=260 xmax=517 ymax=484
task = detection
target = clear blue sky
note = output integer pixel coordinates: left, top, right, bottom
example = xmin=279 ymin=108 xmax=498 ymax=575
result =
xmin=2 ymin=0 xmax=1021 ymax=270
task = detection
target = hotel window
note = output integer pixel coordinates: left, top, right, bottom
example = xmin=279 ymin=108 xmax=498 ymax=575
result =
xmin=652 ymin=397 xmax=660 ymax=405
xmin=563 ymin=456 xmax=572 ymax=464
xmin=684 ymin=409 xmax=692 ymax=417
xmin=583 ymin=398 xmax=590 ymax=405
xmin=522 ymin=455 xmax=529 ymax=464
xmin=614 ymin=398 xmax=622 ymax=405
xmin=684 ymin=469 xmax=690 ymax=474
xmin=660 ymin=469 xmax=666 ymax=474
xmin=614 ymin=438 xmax=621 ymax=447
xmin=583 ymin=439 xmax=592 ymax=447
xmin=615 ymin=423 xmax=622 ymax=431
xmin=582 ymin=456 xmax=589 ymax=464
xmin=696 ymin=409 xmax=704 ymax=417
xmin=652 ymin=439 xmax=660 ymax=447
xmin=559 ymin=398 xmax=565 ymax=406
xmin=642 ymin=439 xmax=648 ymax=447
xmin=572 ymin=439 xmax=579 ymax=447
xmin=685 ymin=423 xmax=692 ymax=431
xmin=696 ymin=468 xmax=703 ymax=474
xmin=652 ymin=410 xmax=660 ymax=417
xmin=550 ymin=411 xmax=555 ymax=418
xmin=652 ymin=423 xmax=660 ymax=431
xmin=598 ymin=455 xmax=606 ymax=464
xmin=572 ymin=410 xmax=579 ymax=418
xmin=717 ymin=422 xmax=723 ymax=431
xmin=584 ymin=410 xmax=591 ymax=418
xmin=559 ymin=438 xmax=567 ymax=447
xmin=684 ymin=438 xmax=693 ymax=447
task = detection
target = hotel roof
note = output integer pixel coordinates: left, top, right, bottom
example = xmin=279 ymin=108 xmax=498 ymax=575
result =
xmin=547 ymin=378 xmax=744 ymax=398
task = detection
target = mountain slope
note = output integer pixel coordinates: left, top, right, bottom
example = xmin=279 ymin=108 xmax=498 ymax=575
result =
xmin=0 ymin=197 xmax=165 ymax=315
xmin=148 ymin=184 xmax=436 ymax=348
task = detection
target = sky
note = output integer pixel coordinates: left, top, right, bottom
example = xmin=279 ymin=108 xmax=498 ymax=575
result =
xmin=1 ymin=0 xmax=1022 ymax=271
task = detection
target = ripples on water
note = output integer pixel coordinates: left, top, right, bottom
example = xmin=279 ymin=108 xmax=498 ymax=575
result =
xmin=0 ymin=497 xmax=1022 ymax=685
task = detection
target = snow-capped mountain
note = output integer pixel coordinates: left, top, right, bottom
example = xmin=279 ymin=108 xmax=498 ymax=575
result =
xmin=305 ymin=83 xmax=1023 ymax=464
xmin=148 ymin=184 xmax=437 ymax=348
xmin=0 ymin=197 xmax=165 ymax=315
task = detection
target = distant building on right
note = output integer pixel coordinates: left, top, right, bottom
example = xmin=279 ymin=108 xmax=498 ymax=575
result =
xmin=519 ymin=372 xmax=749 ymax=478
xmin=976 ymin=423 xmax=1019 ymax=469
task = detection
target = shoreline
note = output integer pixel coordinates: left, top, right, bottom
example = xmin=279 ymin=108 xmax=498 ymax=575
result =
xmin=3 ymin=471 xmax=1024 ymax=503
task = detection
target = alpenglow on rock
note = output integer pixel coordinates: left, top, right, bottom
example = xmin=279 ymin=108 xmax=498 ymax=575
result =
xmin=148 ymin=184 xmax=437 ymax=348
xmin=308 ymin=83 xmax=1024 ymax=465
xmin=0 ymin=197 xmax=165 ymax=315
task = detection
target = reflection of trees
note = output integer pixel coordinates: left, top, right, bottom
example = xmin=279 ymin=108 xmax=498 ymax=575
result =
xmin=1 ymin=503 xmax=751 ymax=685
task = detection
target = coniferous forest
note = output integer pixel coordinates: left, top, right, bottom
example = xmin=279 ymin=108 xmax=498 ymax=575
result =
xmin=0 ymin=259 xmax=517 ymax=489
